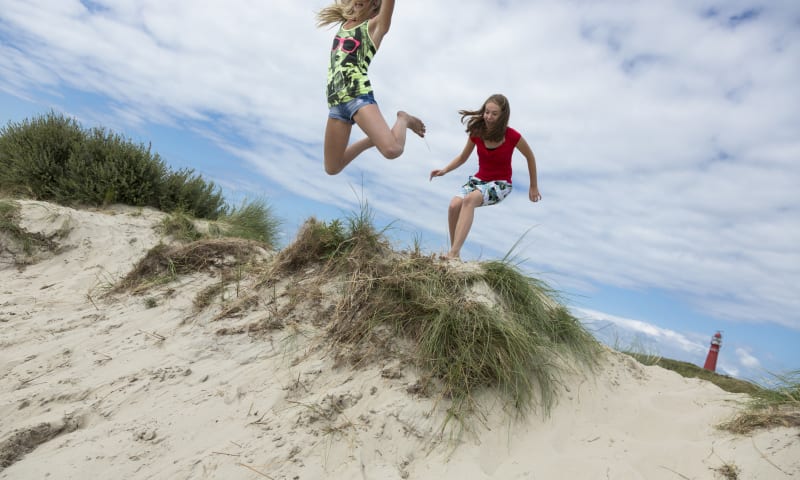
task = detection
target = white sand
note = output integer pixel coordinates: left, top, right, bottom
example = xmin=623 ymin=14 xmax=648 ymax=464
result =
xmin=1 ymin=200 xmax=798 ymax=479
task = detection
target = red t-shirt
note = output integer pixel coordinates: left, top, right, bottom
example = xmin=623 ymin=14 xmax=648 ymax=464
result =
xmin=471 ymin=127 xmax=521 ymax=183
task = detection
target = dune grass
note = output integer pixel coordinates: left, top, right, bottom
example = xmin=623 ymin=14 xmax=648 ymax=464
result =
xmin=213 ymin=198 xmax=281 ymax=246
xmin=113 ymin=238 xmax=268 ymax=294
xmin=718 ymin=370 xmax=800 ymax=434
xmin=273 ymin=204 xmax=603 ymax=432
xmin=159 ymin=210 xmax=204 ymax=243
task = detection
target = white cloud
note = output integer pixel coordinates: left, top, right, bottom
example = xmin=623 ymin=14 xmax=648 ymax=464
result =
xmin=575 ymin=307 xmax=706 ymax=355
xmin=736 ymin=347 xmax=762 ymax=369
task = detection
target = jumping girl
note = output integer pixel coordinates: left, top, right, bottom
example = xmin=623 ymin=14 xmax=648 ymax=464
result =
xmin=429 ymin=94 xmax=542 ymax=260
xmin=317 ymin=0 xmax=426 ymax=175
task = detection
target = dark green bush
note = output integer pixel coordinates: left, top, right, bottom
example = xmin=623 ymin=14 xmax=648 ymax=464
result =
xmin=56 ymin=127 xmax=167 ymax=207
xmin=0 ymin=111 xmax=229 ymax=219
xmin=0 ymin=111 xmax=83 ymax=197
xmin=158 ymin=168 xmax=226 ymax=220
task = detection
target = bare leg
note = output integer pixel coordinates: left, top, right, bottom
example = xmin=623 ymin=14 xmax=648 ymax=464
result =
xmin=323 ymin=117 xmax=355 ymax=175
xmin=323 ymin=106 xmax=426 ymax=175
xmin=447 ymin=197 xmax=462 ymax=248
xmin=447 ymin=191 xmax=483 ymax=259
xmin=355 ymin=107 xmax=425 ymax=159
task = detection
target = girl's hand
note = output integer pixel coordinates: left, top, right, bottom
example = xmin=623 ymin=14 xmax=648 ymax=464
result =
xmin=430 ymin=169 xmax=446 ymax=181
xmin=529 ymin=186 xmax=542 ymax=202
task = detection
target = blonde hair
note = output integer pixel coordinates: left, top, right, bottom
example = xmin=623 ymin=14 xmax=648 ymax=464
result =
xmin=459 ymin=94 xmax=511 ymax=143
xmin=316 ymin=0 xmax=381 ymax=28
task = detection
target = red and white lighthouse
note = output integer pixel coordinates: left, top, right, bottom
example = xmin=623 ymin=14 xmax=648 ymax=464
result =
xmin=703 ymin=331 xmax=723 ymax=372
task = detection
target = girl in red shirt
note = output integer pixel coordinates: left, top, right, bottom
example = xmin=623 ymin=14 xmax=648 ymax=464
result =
xmin=430 ymin=94 xmax=542 ymax=260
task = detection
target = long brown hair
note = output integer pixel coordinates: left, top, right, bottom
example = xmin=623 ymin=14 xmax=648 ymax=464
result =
xmin=316 ymin=0 xmax=381 ymax=28
xmin=459 ymin=93 xmax=510 ymax=143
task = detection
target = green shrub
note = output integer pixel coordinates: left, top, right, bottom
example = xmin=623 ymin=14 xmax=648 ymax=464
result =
xmin=0 ymin=111 xmax=230 ymax=220
xmin=56 ymin=127 xmax=167 ymax=207
xmin=0 ymin=111 xmax=83 ymax=198
xmin=157 ymin=168 xmax=226 ymax=220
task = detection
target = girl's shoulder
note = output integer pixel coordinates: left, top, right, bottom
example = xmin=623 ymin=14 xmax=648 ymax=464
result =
xmin=506 ymin=127 xmax=521 ymax=141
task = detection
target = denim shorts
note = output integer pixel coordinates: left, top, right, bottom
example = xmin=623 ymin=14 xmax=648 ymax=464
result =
xmin=460 ymin=176 xmax=513 ymax=206
xmin=328 ymin=92 xmax=377 ymax=124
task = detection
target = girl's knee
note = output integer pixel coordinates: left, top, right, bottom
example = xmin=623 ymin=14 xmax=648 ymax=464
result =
xmin=324 ymin=158 xmax=345 ymax=175
xmin=325 ymin=165 xmax=342 ymax=175
xmin=466 ymin=191 xmax=484 ymax=206
xmin=379 ymin=143 xmax=403 ymax=159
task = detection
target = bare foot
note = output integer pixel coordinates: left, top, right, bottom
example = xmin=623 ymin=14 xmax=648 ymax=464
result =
xmin=399 ymin=111 xmax=426 ymax=138
xmin=445 ymin=252 xmax=461 ymax=261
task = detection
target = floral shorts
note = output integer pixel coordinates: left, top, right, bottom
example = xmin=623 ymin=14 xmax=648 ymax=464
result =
xmin=459 ymin=176 xmax=512 ymax=206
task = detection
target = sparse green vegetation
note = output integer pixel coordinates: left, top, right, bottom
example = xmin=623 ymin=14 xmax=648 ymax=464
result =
xmin=625 ymin=353 xmax=761 ymax=395
xmin=718 ymin=370 xmax=800 ymax=434
xmin=625 ymin=353 xmax=800 ymax=435
xmin=160 ymin=199 xmax=280 ymax=248
xmin=214 ymin=198 xmax=280 ymax=246
xmin=160 ymin=210 xmax=203 ymax=243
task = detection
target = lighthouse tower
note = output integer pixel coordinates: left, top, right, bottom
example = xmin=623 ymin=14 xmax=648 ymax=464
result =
xmin=703 ymin=331 xmax=722 ymax=372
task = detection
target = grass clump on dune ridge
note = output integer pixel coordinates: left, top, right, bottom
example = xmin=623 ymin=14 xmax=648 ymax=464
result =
xmin=160 ymin=199 xmax=280 ymax=247
xmin=275 ymin=204 xmax=603 ymax=430
xmin=270 ymin=201 xmax=383 ymax=276
xmin=113 ymin=238 xmax=269 ymax=295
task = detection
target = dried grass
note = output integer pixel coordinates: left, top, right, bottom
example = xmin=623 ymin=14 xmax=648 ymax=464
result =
xmin=113 ymin=237 xmax=266 ymax=293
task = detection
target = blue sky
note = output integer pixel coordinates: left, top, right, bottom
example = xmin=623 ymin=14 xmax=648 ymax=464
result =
xmin=1 ymin=0 xmax=798 ymax=384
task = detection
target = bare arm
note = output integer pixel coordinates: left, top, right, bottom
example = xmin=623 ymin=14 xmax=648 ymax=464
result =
xmin=369 ymin=0 xmax=395 ymax=49
xmin=430 ymin=138 xmax=476 ymax=180
xmin=516 ymin=136 xmax=542 ymax=202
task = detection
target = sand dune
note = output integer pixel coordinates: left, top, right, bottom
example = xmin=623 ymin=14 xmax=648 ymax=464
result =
xmin=1 ymin=200 xmax=798 ymax=479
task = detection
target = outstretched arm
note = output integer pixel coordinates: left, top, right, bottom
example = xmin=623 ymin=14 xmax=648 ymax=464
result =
xmin=430 ymin=138 xmax=475 ymax=180
xmin=516 ymin=136 xmax=541 ymax=202
xmin=370 ymin=0 xmax=395 ymax=49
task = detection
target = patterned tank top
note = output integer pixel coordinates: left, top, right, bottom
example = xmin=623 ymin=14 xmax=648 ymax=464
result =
xmin=326 ymin=20 xmax=376 ymax=107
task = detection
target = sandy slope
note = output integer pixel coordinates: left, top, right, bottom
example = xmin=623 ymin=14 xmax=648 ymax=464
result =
xmin=1 ymin=200 xmax=798 ymax=480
